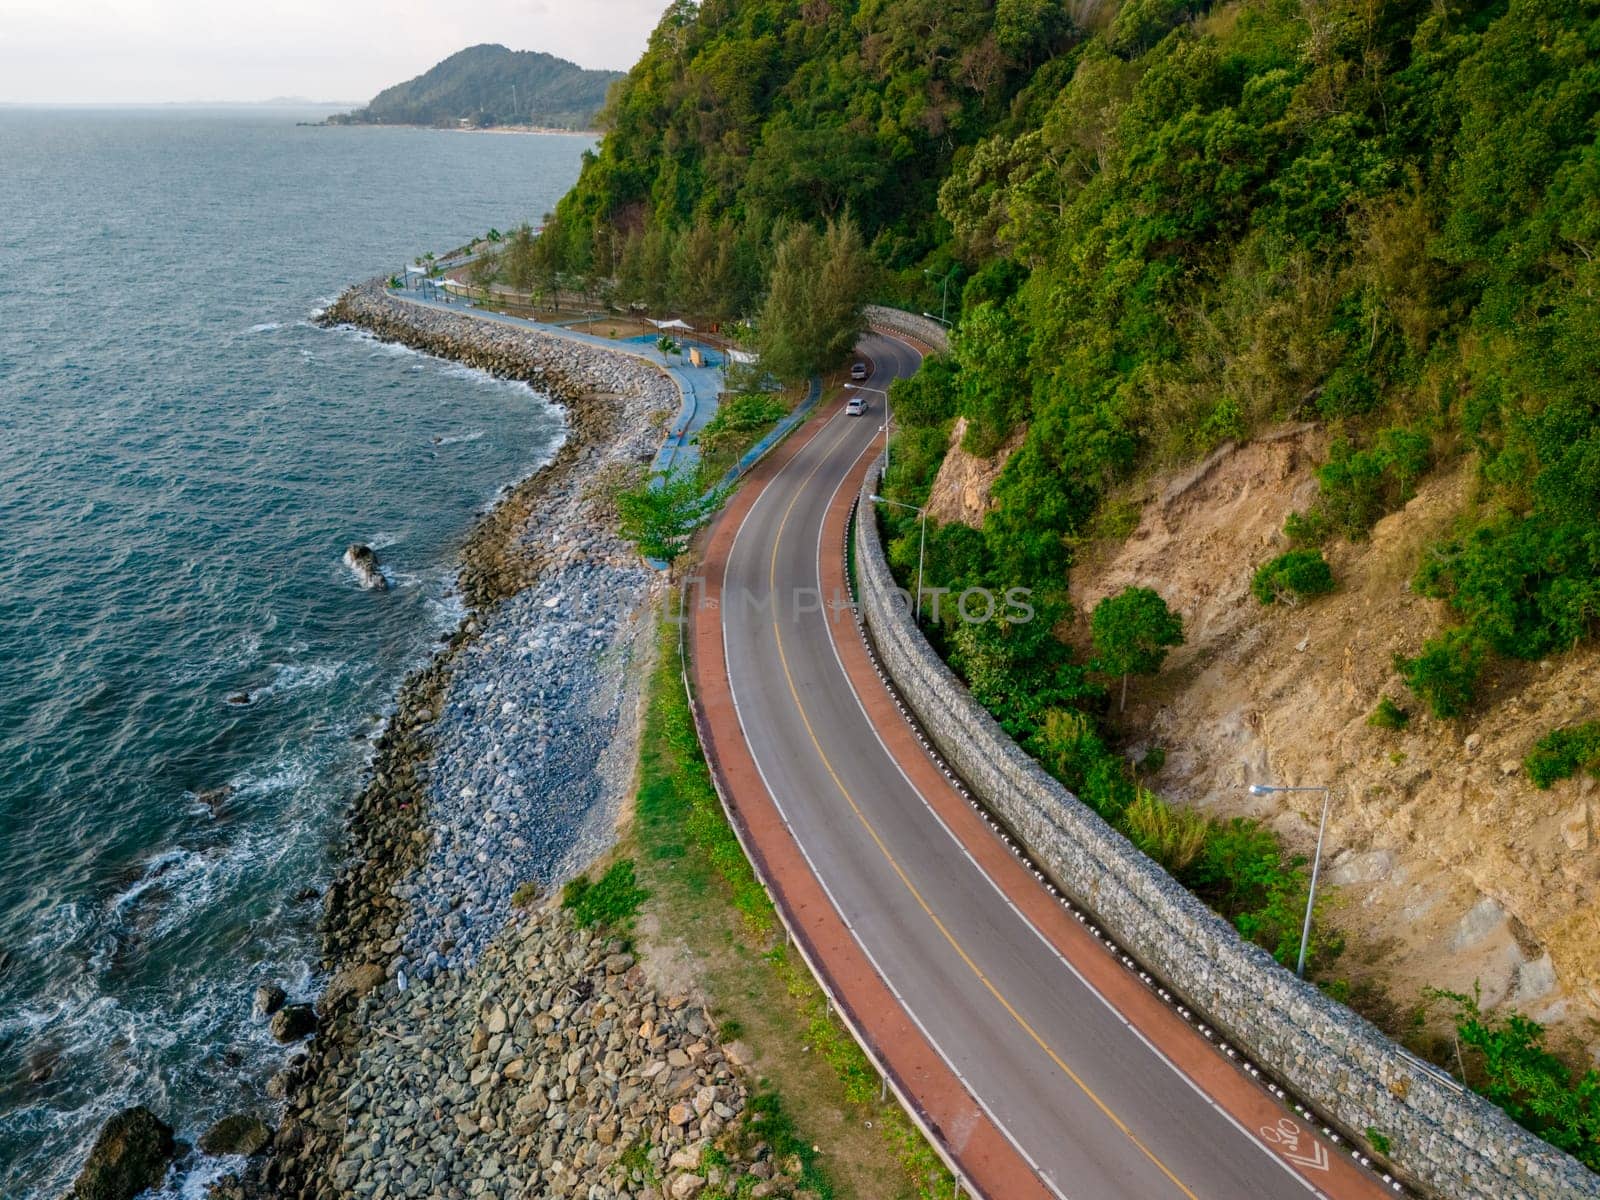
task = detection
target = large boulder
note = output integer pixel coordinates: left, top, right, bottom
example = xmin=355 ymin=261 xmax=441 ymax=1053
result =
xmin=269 ymin=1003 xmax=317 ymax=1043
xmin=316 ymin=961 xmax=385 ymax=1017
xmin=198 ymin=1113 xmax=272 ymax=1157
xmin=343 ymin=543 xmax=388 ymax=591
xmin=70 ymin=1105 xmax=176 ymax=1200
xmin=251 ymin=983 xmax=286 ymax=1018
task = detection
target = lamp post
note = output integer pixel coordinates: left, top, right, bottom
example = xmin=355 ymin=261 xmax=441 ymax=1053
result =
xmin=1248 ymin=782 xmax=1333 ymax=979
xmin=923 ymin=267 xmax=957 ymax=326
xmin=846 ymin=382 xmax=891 ymax=474
xmin=869 ymin=494 xmax=928 ymax=621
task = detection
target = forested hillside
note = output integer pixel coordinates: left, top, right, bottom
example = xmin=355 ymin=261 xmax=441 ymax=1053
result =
xmin=535 ymin=0 xmax=1600 ymax=1163
xmin=331 ymin=45 xmax=621 ymax=129
xmin=540 ymin=0 xmax=1600 ymax=747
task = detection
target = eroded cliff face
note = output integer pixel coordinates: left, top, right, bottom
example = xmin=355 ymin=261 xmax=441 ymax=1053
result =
xmin=1067 ymin=429 xmax=1600 ymax=1056
xmin=926 ymin=420 xmax=1600 ymax=1054
xmin=924 ymin=417 xmax=1024 ymax=528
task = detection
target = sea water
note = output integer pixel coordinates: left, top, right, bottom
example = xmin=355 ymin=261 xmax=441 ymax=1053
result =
xmin=0 ymin=107 xmax=585 ymax=1196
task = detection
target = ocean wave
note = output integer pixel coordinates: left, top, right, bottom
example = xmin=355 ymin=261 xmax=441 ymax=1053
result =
xmin=428 ymin=589 xmax=468 ymax=629
xmin=260 ymin=659 xmax=344 ymax=697
xmin=433 ymin=429 xmax=484 ymax=446
xmin=245 ymin=322 xmax=282 ymax=334
xmin=228 ymin=756 xmax=317 ymax=799
xmin=163 ymin=629 xmax=264 ymax=688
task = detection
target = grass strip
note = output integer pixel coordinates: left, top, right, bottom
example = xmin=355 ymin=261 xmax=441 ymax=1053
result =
xmin=633 ymin=609 xmax=955 ymax=1200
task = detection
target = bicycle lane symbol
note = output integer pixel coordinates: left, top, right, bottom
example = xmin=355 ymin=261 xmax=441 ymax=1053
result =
xmin=1259 ymin=1116 xmax=1331 ymax=1172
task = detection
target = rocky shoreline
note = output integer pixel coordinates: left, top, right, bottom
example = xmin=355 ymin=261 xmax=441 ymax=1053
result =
xmin=79 ymin=282 xmax=806 ymax=1200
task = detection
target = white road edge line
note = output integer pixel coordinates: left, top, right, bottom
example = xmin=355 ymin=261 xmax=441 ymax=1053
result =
xmin=717 ymin=365 xmax=1073 ymax=1200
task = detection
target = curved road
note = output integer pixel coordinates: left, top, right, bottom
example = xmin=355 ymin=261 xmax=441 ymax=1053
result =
xmin=697 ymin=332 xmax=1395 ymax=1200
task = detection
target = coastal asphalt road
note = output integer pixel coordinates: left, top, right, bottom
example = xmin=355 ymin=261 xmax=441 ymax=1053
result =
xmin=708 ymin=331 xmax=1396 ymax=1200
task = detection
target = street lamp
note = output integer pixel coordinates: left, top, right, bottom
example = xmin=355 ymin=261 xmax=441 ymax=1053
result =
xmin=1248 ymin=782 xmax=1333 ymax=980
xmin=869 ymin=494 xmax=928 ymax=622
xmin=846 ymin=382 xmax=892 ymax=475
xmin=923 ymin=267 xmax=957 ymax=326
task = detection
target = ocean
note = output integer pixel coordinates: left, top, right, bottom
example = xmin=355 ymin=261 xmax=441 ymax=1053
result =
xmin=0 ymin=107 xmax=585 ymax=1197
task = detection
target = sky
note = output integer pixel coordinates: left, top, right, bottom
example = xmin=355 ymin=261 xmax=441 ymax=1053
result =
xmin=0 ymin=0 xmax=666 ymax=104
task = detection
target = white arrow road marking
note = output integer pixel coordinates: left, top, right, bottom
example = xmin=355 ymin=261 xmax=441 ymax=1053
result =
xmin=1259 ymin=1118 xmax=1332 ymax=1173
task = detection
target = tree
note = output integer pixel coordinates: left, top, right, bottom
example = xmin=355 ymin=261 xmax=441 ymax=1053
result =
xmin=468 ymin=249 xmax=500 ymax=299
xmin=504 ymin=223 xmax=538 ymax=294
xmin=756 ymin=216 xmax=868 ymax=380
xmin=1090 ymin=586 xmax=1184 ymax=711
xmin=615 ymin=470 xmax=715 ymax=563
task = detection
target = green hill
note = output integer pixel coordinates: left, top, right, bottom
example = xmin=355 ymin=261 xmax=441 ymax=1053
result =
xmin=331 ymin=44 xmax=621 ymax=130
xmin=537 ymin=0 xmax=1600 ymax=718
xmin=528 ymin=0 xmax=1600 ymax=1167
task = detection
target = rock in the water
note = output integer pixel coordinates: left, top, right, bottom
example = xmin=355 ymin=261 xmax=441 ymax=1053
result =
xmin=269 ymin=1003 xmax=317 ymax=1043
xmin=252 ymin=983 xmax=287 ymax=1018
xmin=195 ymin=784 xmax=233 ymax=814
xmin=198 ymin=1113 xmax=272 ymax=1157
xmin=343 ymin=543 xmax=388 ymax=591
xmin=316 ymin=961 xmax=385 ymax=1017
xmin=70 ymin=1105 xmax=176 ymax=1200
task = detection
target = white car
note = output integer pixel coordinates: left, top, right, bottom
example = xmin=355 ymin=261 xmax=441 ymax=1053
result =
xmin=850 ymin=361 xmax=869 ymax=381
xmin=845 ymin=396 xmax=867 ymax=416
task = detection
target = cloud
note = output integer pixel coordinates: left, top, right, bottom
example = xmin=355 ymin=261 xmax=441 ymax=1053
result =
xmin=0 ymin=0 xmax=663 ymax=103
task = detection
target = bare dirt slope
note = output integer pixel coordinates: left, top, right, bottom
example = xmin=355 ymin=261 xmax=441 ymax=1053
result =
xmin=925 ymin=418 xmax=1600 ymax=1055
xmin=1055 ymin=427 xmax=1600 ymax=1056
xmin=924 ymin=417 xmax=1024 ymax=527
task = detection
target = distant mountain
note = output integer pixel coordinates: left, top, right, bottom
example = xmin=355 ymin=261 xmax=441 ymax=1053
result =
xmin=329 ymin=45 xmax=621 ymax=131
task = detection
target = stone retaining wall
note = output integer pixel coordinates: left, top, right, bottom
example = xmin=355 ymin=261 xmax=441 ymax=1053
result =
xmin=854 ymin=465 xmax=1599 ymax=1200
xmin=863 ymin=304 xmax=950 ymax=354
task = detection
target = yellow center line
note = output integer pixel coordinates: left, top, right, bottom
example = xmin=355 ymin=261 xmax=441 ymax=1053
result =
xmin=758 ymin=415 xmax=1201 ymax=1200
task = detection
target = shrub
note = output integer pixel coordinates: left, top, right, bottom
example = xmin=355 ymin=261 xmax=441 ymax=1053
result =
xmin=1180 ymin=817 xmax=1339 ymax=969
xmin=1524 ymin=722 xmax=1600 ymax=789
xmin=698 ymin=392 xmax=787 ymax=454
xmin=1395 ymin=627 xmax=1486 ymax=719
xmin=1123 ymin=790 xmax=1209 ymax=872
xmin=1367 ymin=695 xmax=1410 ymax=731
xmin=1031 ymin=708 xmax=1110 ymax=794
xmin=1316 ymin=366 xmax=1380 ymax=419
xmin=1414 ymin=514 xmax=1600 ymax=661
xmin=1430 ymin=988 xmax=1600 ymax=1172
xmin=1252 ymin=549 xmax=1336 ymax=604
xmin=1307 ymin=429 xmax=1433 ymax=540
xmin=950 ymin=607 xmax=1100 ymax=738
xmin=562 ymin=859 xmax=648 ymax=929
xmin=615 ymin=469 xmax=717 ymax=563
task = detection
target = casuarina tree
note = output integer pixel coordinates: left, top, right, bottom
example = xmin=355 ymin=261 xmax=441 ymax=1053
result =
xmin=1090 ymin=586 xmax=1184 ymax=711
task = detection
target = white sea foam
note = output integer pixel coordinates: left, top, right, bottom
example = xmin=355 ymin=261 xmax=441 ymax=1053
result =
xmin=435 ymin=429 xmax=485 ymax=446
xmin=246 ymin=321 xmax=282 ymax=333
xmin=262 ymin=659 xmax=344 ymax=696
xmin=230 ymin=755 xmax=318 ymax=798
